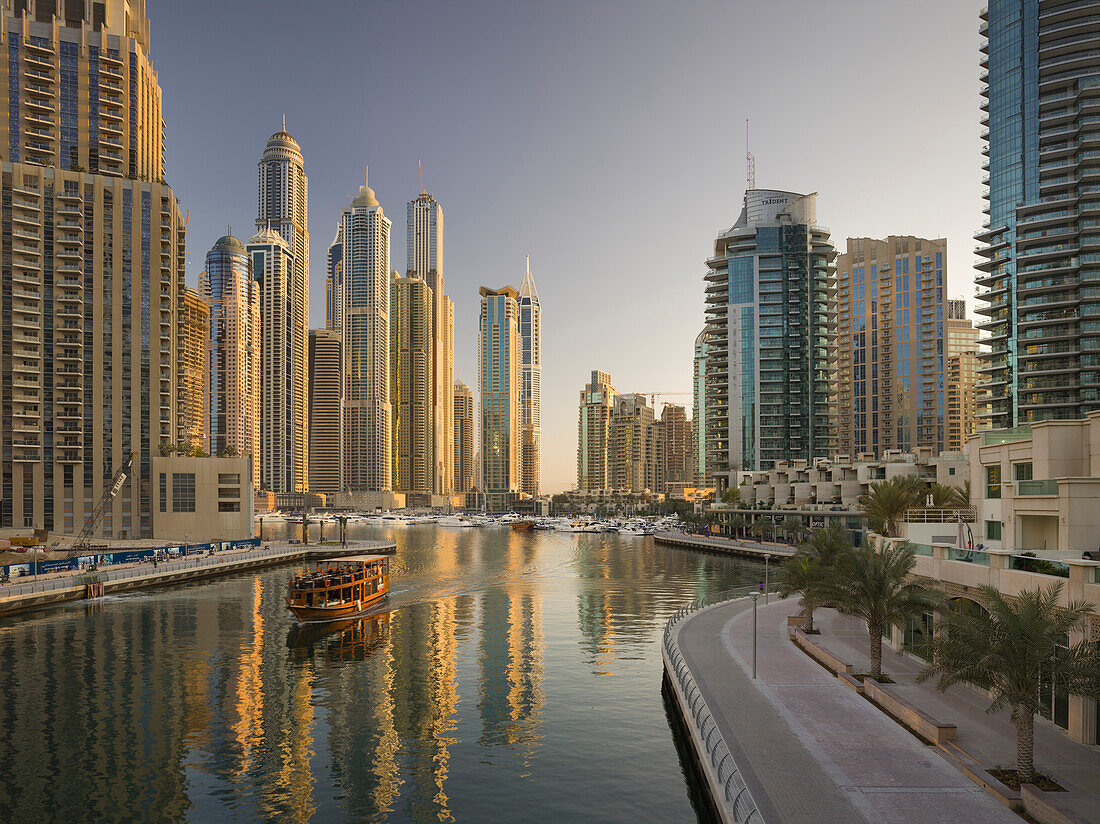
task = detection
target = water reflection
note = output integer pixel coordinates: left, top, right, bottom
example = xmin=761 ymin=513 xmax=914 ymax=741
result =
xmin=0 ymin=528 xmax=761 ymax=823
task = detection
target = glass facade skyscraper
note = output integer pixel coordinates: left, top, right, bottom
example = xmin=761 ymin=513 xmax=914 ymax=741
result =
xmin=702 ymin=189 xmax=836 ymax=485
xmin=976 ymin=1 xmax=1100 ymax=426
xmin=518 ymin=256 xmax=541 ymax=496
xmin=479 ymin=286 xmax=520 ymax=510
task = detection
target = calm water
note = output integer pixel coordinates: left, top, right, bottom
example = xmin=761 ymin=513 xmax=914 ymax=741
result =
xmin=0 ymin=525 xmax=764 ymax=823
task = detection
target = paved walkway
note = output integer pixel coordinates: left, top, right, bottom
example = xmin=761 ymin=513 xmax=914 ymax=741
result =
xmin=676 ymin=596 xmax=1018 ymax=824
xmin=812 ymin=609 xmax=1100 ymax=820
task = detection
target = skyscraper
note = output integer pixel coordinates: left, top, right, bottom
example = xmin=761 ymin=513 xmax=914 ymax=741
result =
xmin=406 ymin=189 xmax=453 ymax=495
xmin=0 ymin=0 xmax=188 ymax=536
xmin=249 ymin=227 xmax=301 ymax=492
xmin=976 ymin=2 xmax=1100 ymax=427
xmin=946 ymin=301 xmax=979 ymax=452
xmin=692 ymin=330 xmax=709 ymax=486
xmin=656 ymin=404 xmax=691 ymax=493
xmin=608 ymin=394 xmax=657 ymax=493
xmin=703 ymin=189 xmax=836 ymax=488
xmin=336 ymin=172 xmax=392 ymax=492
xmin=179 ymin=287 xmax=209 ymax=453
xmin=836 ymin=236 xmax=948 ymax=458
xmin=453 ymin=379 xmax=475 ymax=495
xmin=479 ymin=286 xmax=521 ymax=510
xmin=390 ymin=274 xmax=433 ymax=495
xmin=308 ymin=329 xmax=342 ymax=495
xmin=255 ymin=126 xmax=309 ymax=493
xmin=519 ymin=256 xmax=542 ymax=496
xmin=577 ymin=370 xmax=616 ymax=492
xmin=201 ymin=233 xmax=260 ymax=488
xmin=326 ymin=225 xmax=343 ymax=332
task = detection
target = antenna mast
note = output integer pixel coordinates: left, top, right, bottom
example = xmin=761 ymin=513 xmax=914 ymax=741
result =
xmin=746 ymin=118 xmax=756 ymax=190
xmin=418 ymin=158 xmax=424 ymax=194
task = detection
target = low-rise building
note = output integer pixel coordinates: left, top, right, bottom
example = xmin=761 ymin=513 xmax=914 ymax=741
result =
xmin=151 ymin=456 xmax=255 ymax=542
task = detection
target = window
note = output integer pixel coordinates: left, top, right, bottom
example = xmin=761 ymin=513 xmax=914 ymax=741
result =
xmin=218 ymin=473 xmax=239 ymax=485
xmin=1014 ymin=462 xmax=1033 ymax=482
xmin=986 ymin=465 xmax=1002 ymax=499
xmin=949 ymin=467 xmax=956 ymax=476
xmin=218 ymin=501 xmax=240 ymax=512
xmin=218 ymin=487 xmax=240 ymax=499
xmin=986 ymin=521 xmax=1002 ymax=541
xmin=172 ymin=473 xmax=196 ymax=512
xmin=159 ymin=473 xmax=167 ymax=513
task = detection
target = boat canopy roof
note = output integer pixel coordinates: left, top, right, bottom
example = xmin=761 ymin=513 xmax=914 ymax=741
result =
xmin=321 ymin=554 xmax=388 ymax=564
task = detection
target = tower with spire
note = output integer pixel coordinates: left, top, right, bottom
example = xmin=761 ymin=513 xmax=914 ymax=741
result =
xmin=255 ymin=121 xmax=310 ymax=494
xmin=519 ymin=255 xmax=542 ymax=495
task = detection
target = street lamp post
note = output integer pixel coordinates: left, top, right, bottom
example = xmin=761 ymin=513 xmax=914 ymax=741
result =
xmin=750 ymin=592 xmax=759 ymax=679
xmin=764 ymin=553 xmax=771 ymax=605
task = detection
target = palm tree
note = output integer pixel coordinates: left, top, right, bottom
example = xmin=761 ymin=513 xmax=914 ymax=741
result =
xmin=776 ymin=525 xmax=851 ymax=632
xmin=918 ymin=583 xmax=1100 ymax=782
xmin=728 ymin=514 xmax=745 ymax=539
xmin=781 ymin=516 xmax=802 ymax=544
xmin=858 ymin=477 xmax=925 ymax=537
xmin=825 ymin=538 xmax=940 ymax=680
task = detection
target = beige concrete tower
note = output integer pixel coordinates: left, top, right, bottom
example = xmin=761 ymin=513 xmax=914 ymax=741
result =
xmin=390 ymin=274 xmax=434 ymax=495
xmin=519 ymin=256 xmax=541 ymax=496
xmin=308 ymin=329 xmax=342 ymax=495
xmin=201 ymin=233 xmax=260 ymax=488
xmin=0 ymin=0 xmax=187 ymax=536
xmin=407 ymin=189 xmax=452 ymax=495
xmin=256 ymin=125 xmax=309 ymax=493
xmin=453 ymin=379 xmax=475 ymax=495
xmin=608 ymin=394 xmax=657 ymax=493
xmin=946 ymin=300 xmax=979 ymax=452
xmin=577 ymin=370 xmax=616 ymax=492
xmin=180 ymin=287 xmax=209 ymax=453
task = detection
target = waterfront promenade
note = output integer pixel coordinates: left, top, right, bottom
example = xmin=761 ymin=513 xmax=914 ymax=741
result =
xmin=0 ymin=539 xmax=395 ymax=617
xmin=667 ymin=595 xmax=1018 ymax=824
xmin=654 ymin=531 xmax=795 ymax=561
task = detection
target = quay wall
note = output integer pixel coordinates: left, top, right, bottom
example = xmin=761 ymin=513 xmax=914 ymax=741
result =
xmin=0 ymin=541 xmax=396 ymax=618
xmin=654 ymin=531 xmax=794 ymax=561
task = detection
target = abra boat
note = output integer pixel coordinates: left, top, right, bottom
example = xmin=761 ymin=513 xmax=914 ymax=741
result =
xmin=286 ymin=555 xmax=389 ymax=623
xmin=510 ymin=520 xmax=535 ymax=531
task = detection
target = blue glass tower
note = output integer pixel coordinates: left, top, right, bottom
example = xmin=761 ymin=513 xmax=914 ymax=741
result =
xmin=976 ymin=1 xmax=1100 ymax=427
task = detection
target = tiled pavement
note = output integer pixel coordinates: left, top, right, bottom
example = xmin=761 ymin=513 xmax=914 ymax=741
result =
xmin=675 ymin=597 xmax=1019 ymax=824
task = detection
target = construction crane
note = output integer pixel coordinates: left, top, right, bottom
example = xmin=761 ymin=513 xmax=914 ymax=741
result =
xmin=638 ymin=392 xmax=692 ymax=411
xmin=73 ymin=451 xmax=136 ymax=552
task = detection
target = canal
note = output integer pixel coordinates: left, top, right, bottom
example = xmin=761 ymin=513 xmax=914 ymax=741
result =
xmin=0 ymin=525 xmax=766 ymax=823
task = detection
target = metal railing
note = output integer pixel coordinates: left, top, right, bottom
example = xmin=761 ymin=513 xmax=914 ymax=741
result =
xmin=664 ymin=586 xmax=769 ymax=824
xmin=0 ymin=540 xmax=394 ymax=600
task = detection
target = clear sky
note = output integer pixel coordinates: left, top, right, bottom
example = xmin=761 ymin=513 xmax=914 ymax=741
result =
xmin=154 ymin=0 xmax=985 ymax=494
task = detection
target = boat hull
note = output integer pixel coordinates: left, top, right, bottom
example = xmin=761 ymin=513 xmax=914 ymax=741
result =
xmin=287 ymin=590 xmax=387 ymax=623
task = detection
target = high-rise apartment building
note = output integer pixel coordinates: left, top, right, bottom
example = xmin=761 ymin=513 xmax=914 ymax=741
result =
xmin=179 ymin=287 xmax=209 ymax=453
xmin=519 ymin=256 xmax=542 ymax=496
xmin=390 ymin=274 xmax=433 ymax=494
xmin=577 ymin=370 xmax=616 ymax=491
xmin=836 ymin=236 xmax=948 ymax=458
xmin=308 ymin=329 xmax=341 ymax=495
xmin=692 ymin=329 xmax=709 ymax=486
xmin=406 ymin=190 xmax=453 ymax=495
xmin=325 ymin=226 xmax=343 ymax=332
xmin=976 ymin=2 xmax=1100 ymax=427
xmin=608 ymin=394 xmax=657 ymax=493
xmin=703 ymin=189 xmax=836 ymax=487
xmin=249 ymin=228 xmax=300 ymax=492
xmin=0 ymin=0 xmax=188 ymax=536
xmin=201 ymin=234 xmax=259 ymax=487
xmin=254 ymin=126 xmax=309 ymax=493
xmin=656 ymin=404 xmax=691 ymax=493
xmin=479 ymin=286 xmax=520 ymax=510
xmin=334 ymin=173 xmax=392 ymax=492
xmin=946 ymin=300 xmax=979 ymax=451
xmin=453 ymin=379 xmax=475 ymax=495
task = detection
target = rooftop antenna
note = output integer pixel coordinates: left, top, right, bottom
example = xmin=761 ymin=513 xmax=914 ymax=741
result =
xmin=282 ymin=113 xmax=285 ymax=132
xmin=419 ymin=158 xmax=424 ymax=194
xmin=746 ymin=118 xmax=756 ymax=190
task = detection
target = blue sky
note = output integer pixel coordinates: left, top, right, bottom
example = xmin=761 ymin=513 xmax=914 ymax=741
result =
xmin=154 ymin=0 xmax=984 ymax=492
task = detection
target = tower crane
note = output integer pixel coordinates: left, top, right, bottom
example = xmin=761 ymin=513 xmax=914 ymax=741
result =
xmin=637 ymin=392 xmax=692 ymax=411
xmin=72 ymin=451 xmax=136 ymax=552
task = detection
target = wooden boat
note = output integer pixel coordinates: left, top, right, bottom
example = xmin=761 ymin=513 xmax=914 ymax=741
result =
xmin=286 ymin=555 xmax=389 ymax=623
xmin=511 ymin=520 xmax=535 ymax=531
